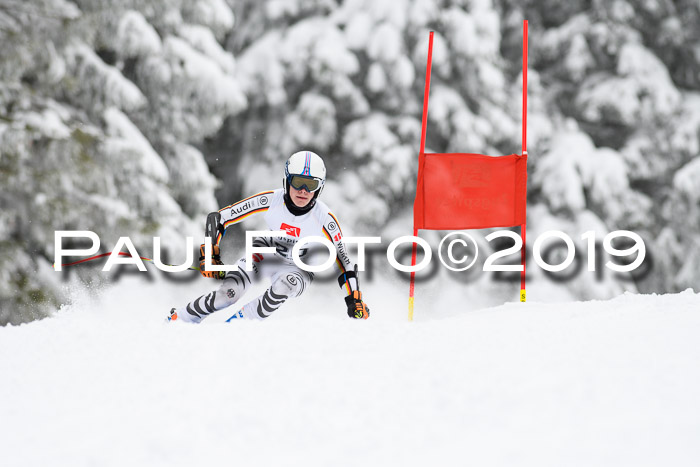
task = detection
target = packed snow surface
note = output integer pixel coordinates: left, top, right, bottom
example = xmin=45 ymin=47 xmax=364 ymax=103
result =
xmin=1 ymin=279 xmax=699 ymax=467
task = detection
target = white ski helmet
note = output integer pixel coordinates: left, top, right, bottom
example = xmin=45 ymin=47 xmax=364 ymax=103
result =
xmin=284 ymin=150 xmax=326 ymax=196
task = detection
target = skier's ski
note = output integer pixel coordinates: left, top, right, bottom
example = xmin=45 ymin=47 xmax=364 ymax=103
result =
xmin=225 ymin=309 xmax=244 ymax=322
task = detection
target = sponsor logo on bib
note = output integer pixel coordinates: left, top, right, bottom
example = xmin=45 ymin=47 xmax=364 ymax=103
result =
xmin=280 ymin=223 xmax=301 ymax=237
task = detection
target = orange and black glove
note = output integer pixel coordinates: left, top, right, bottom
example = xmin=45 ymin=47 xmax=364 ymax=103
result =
xmin=345 ymin=290 xmax=369 ymax=319
xmin=199 ymin=244 xmax=224 ymax=279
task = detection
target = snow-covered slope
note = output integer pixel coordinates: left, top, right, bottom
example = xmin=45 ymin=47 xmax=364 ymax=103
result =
xmin=1 ymin=279 xmax=699 ymax=467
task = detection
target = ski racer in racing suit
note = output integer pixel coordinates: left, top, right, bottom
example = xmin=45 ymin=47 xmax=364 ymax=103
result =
xmin=168 ymin=151 xmax=370 ymax=322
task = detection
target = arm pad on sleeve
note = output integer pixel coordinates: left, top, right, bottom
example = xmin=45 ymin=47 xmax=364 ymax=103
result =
xmin=205 ymin=211 xmax=224 ymax=244
xmin=337 ymin=270 xmax=357 ymax=288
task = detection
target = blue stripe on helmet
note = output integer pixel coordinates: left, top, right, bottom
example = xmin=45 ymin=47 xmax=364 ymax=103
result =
xmin=302 ymin=151 xmax=311 ymax=175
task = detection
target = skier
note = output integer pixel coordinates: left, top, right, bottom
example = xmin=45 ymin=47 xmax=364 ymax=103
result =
xmin=168 ymin=150 xmax=370 ymax=322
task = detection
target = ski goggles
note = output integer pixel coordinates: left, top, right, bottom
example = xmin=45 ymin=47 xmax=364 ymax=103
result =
xmin=288 ymin=175 xmax=323 ymax=192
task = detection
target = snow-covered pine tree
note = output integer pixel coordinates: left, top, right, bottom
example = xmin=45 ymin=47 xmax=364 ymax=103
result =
xmin=0 ymin=0 xmax=246 ymax=324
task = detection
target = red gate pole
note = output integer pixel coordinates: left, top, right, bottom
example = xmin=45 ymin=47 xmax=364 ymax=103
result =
xmin=520 ymin=20 xmax=528 ymax=303
xmin=409 ymin=31 xmax=434 ymax=321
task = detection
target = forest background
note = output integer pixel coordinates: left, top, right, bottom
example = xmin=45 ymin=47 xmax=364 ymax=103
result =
xmin=1 ymin=0 xmax=699 ymax=324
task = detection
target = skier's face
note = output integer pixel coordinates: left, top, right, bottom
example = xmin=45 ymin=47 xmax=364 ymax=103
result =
xmin=289 ymin=185 xmax=313 ymax=208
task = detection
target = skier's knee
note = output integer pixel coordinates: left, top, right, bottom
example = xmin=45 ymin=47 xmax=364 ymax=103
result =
xmin=215 ymin=269 xmax=251 ymax=308
xmin=272 ymin=271 xmax=309 ymax=298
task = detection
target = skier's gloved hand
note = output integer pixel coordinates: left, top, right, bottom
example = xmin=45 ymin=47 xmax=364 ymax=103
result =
xmin=345 ymin=290 xmax=369 ymax=319
xmin=199 ymin=244 xmax=224 ymax=279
